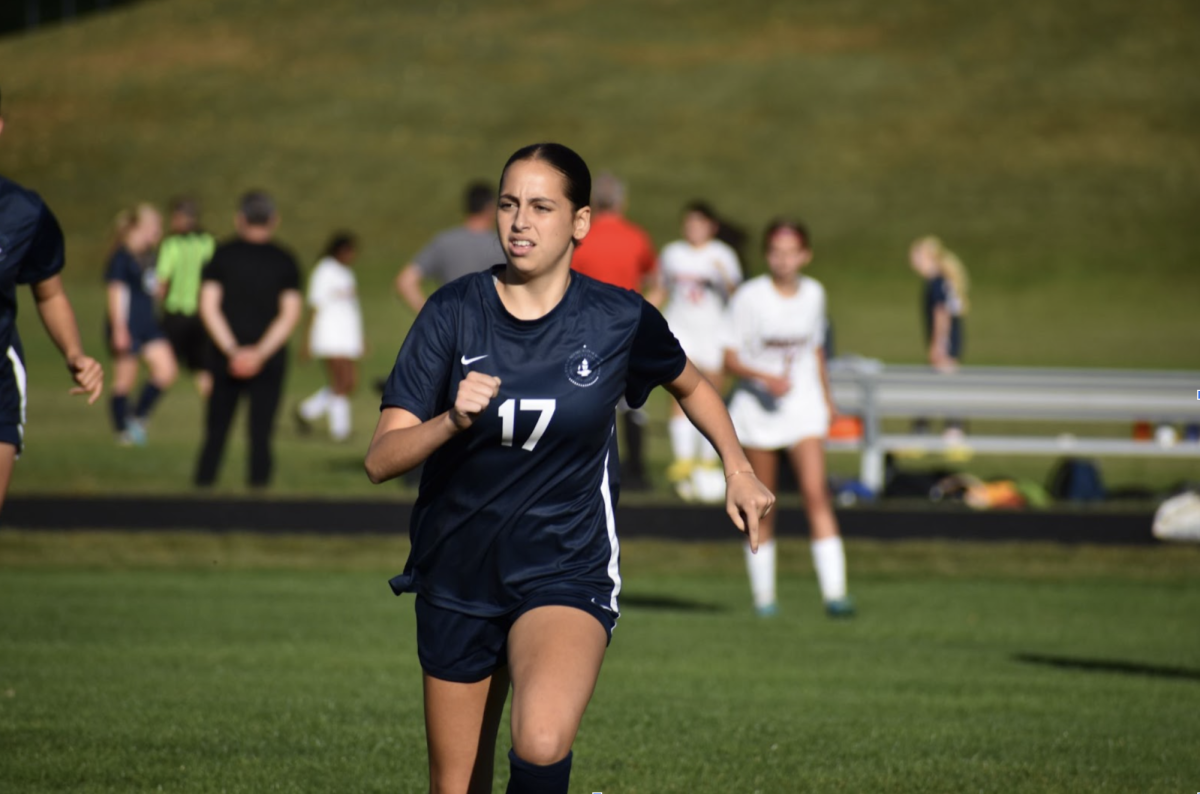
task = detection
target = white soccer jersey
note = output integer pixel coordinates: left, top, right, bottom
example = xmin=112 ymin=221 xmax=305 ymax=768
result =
xmin=724 ymin=275 xmax=829 ymax=448
xmin=307 ymin=256 xmax=364 ymax=358
xmin=660 ymin=239 xmax=742 ymax=370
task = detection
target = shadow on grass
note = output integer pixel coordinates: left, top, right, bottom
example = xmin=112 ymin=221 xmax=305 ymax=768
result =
xmin=620 ymin=593 xmax=725 ymax=613
xmin=1014 ymin=653 xmax=1200 ymax=683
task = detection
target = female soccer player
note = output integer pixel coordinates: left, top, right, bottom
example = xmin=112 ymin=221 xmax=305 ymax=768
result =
xmin=723 ymin=219 xmax=853 ymax=618
xmin=659 ymin=201 xmax=743 ymax=500
xmin=105 ymin=204 xmax=176 ymax=446
xmin=366 ymin=143 xmax=774 ymax=794
xmin=295 ymin=232 xmax=362 ymax=442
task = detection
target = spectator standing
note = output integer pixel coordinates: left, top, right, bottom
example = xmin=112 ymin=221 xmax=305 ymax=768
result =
xmin=569 ymin=171 xmax=662 ymax=490
xmin=909 ymin=235 xmax=970 ymax=438
xmin=295 ymin=232 xmax=363 ymax=442
xmin=0 ymin=91 xmax=104 ymax=510
xmin=156 ymin=196 xmax=216 ymax=398
xmin=724 ymin=219 xmax=853 ymax=618
xmin=393 ymin=181 xmax=504 ymax=313
xmin=660 ymin=201 xmax=742 ymax=499
xmin=105 ymin=203 xmax=176 ymax=445
xmin=195 ymin=191 xmax=301 ymax=488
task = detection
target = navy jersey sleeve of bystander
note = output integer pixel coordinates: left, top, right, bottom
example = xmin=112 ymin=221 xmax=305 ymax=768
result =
xmin=625 ymin=299 xmax=687 ymax=409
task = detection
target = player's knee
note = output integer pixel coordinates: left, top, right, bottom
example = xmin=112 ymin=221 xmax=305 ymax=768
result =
xmin=511 ymin=725 xmax=572 ymax=766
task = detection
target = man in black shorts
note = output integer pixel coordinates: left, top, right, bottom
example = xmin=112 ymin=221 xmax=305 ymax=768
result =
xmin=194 ymin=190 xmax=301 ymax=488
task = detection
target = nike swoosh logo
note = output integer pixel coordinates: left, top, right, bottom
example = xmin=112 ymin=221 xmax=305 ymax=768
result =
xmin=460 ymin=354 xmax=489 ymax=366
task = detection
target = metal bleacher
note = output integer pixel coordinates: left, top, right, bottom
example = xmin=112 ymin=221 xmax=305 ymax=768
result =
xmin=826 ymin=361 xmax=1200 ymax=491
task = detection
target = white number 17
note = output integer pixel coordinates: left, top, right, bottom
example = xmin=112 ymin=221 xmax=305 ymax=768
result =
xmin=498 ymin=398 xmax=557 ymax=451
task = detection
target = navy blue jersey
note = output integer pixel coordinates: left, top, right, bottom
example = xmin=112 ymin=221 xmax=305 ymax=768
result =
xmin=922 ymin=275 xmax=964 ymax=360
xmin=0 ymin=176 xmax=67 ymax=427
xmin=105 ymin=247 xmax=161 ymax=343
xmin=382 ymin=268 xmax=687 ymax=617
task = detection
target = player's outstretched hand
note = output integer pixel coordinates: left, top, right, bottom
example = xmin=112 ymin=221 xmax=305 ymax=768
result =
xmin=725 ymin=470 xmax=775 ymax=554
xmin=451 ymin=371 xmax=501 ymax=431
xmin=67 ymin=354 xmax=104 ymax=404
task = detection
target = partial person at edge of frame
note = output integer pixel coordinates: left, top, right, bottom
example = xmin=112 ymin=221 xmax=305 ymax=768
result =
xmin=104 ymin=203 xmax=177 ymax=446
xmin=0 ymin=87 xmax=104 ymax=511
xmin=723 ymin=217 xmax=854 ymax=619
xmin=365 ymin=142 xmax=774 ymax=794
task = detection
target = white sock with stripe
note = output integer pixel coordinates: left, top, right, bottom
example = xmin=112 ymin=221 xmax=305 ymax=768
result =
xmin=329 ymin=395 xmax=351 ymax=441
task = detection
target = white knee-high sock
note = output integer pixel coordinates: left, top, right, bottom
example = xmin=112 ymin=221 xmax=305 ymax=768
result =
xmin=299 ymin=387 xmax=332 ymax=421
xmin=669 ymin=416 xmax=696 ymax=463
xmin=744 ymin=539 xmax=777 ymax=609
xmin=329 ymin=395 xmax=351 ymax=441
xmin=811 ymin=536 xmax=847 ymax=602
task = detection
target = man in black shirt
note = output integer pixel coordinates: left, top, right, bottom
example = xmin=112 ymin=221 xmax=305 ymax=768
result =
xmin=195 ymin=190 xmax=301 ymax=487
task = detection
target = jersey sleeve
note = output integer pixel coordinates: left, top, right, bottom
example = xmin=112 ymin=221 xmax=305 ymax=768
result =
xmin=16 ymin=204 xmax=67 ymax=285
xmin=625 ymin=299 xmax=688 ymax=409
xmin=306 ymin=266 xmax=328 ymax=309
xmin=381 ymin=292 xmax=457 ymax=420
xmin=104 ymin=250 xmax=132 ymax=285
xmin=282 ymin=255 xmax=302 ymax=292
xmin=722 ymin=285 xmax=753 ymax=353
xmin=201 ymin=250 xmax=226 ymax=284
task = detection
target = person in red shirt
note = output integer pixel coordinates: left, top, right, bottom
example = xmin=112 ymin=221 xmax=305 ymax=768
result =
xmin=571 ymin=172 xmax=663 ymax=490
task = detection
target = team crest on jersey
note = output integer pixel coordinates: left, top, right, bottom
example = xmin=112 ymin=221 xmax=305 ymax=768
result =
xmin=565 ymin=345 xmax=601 ymax=387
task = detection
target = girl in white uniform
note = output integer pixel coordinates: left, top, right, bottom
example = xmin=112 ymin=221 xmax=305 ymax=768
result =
xmin=296 ymin=233 xmax=363 ymax=441
xmin=660 ymin=202 xmax=742 ymax=498
xmin=724 ymin=219 xmax=853 ymax=618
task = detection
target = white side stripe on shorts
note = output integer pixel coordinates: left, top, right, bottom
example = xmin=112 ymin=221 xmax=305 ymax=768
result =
xmin=599 ymin=446 xmax=621 ymax=613
xmin=7 ymin=345 xmax=27 ymax=441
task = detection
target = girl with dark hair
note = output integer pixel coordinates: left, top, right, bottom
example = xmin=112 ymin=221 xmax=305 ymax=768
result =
xmin=723 ymin=219 xmax=853 ymax=618
xmin=295 ymin=233 xmax=362 ymax=442
xmin=659 ymin=200 xmax=744 ymax=501
xmin=366 ymin=142 xmax=773 ymax=794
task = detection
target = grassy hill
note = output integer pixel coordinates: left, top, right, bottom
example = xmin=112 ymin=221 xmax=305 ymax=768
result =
xmin=0 ymin=0 xmax=1197 ymax=495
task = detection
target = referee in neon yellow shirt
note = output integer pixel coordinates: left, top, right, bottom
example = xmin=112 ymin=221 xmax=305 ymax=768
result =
xmin=156 ymin=197 xmax=216 ymax=397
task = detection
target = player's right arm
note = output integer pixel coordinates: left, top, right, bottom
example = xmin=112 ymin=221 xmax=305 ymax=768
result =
xmin=365 ymin=371 xmax=500 ymax=483
xmin=106 ymin=281 xmax=131 ymax=354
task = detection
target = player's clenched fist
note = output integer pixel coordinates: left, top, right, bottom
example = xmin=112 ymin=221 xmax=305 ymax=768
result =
xmin=450 ymin=371 xmax=502 ymax=431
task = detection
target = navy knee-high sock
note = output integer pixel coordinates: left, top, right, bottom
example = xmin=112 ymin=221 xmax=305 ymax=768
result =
xmin=110 ymin=395 xmax=129 ymax=432
xmin=134 ymin=383 xmax=163 ymax=420
xmin=506 ymin=749 xmax=572 ymax=794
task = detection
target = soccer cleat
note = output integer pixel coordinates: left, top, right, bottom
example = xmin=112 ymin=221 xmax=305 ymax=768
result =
xmin=824 ymin=597 xmax=856 ymax=619
xmin=125 ymin=419 xmax=148 ymax=446
xmin=755 ymin=602 xmax=778 ymax=618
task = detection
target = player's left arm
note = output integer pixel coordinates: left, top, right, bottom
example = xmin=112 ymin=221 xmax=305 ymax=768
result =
xmin=664 ymin=361 xmax=774 ymax=550
xmin=30 ymin=275 xmax=103 ymax=403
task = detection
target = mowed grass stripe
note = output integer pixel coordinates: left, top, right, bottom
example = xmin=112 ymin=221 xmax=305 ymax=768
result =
xmin=1 ymin=534 xmax=1197 ymax=792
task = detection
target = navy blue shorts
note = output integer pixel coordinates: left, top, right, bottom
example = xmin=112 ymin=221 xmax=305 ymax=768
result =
xmin=0 ymin=423 xmax=21 ymax=454
xmin=415 ymin=593 xmax=617 ymax=684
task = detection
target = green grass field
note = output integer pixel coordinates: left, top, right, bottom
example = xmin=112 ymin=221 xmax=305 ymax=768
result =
xmin=1 ymin=0 xmax=1198 ymax=497
xmin=1 ymin=532 xmax=1198 ymax=792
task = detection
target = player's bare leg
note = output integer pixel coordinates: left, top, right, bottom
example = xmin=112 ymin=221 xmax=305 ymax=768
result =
xmin=423 ymin=667 xmax=511 ymax=794
xmin=791 ymin=437 xmax=853 ymax=616
xmin=0 ymin=443 xmax=17 ymax=512
xmin=506 ymin=604 xmax=607 ymax=783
